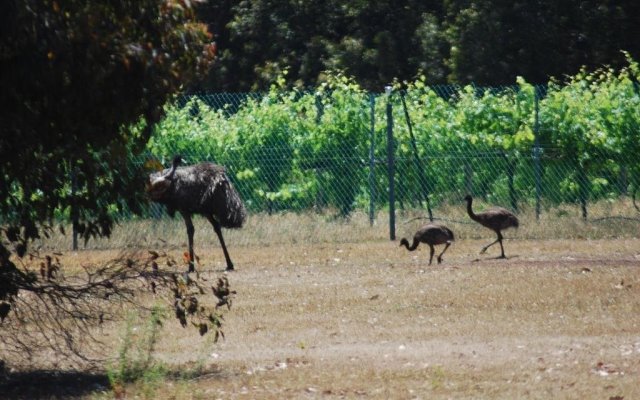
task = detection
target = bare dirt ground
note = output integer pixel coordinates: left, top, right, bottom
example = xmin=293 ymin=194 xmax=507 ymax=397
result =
xmin=2 ymin=235 xmax=640 ymax=399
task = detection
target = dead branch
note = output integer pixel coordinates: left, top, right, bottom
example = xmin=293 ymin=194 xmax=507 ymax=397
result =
xmin=0 ymin=248 xmax=231 ymax=367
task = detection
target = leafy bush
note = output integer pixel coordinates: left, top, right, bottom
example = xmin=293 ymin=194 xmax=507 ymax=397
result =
xmin=146 ymin=61 xmax=640 ymax=217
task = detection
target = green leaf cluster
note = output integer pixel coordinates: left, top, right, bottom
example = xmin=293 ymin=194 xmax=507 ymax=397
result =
xmin=149 ymin=60 xmax=640 ymax=215
xmin=1 ymin=0 xmax=214 ymax=243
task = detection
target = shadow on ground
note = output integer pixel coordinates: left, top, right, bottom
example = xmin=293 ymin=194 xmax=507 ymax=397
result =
xmin=0 ymin=369 xmax=110 ymax=399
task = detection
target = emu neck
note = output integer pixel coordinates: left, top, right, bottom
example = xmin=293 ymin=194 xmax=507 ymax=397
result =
xmin=466 ymin=199 xmax=480 ymax=222
xmin=166 ymin=163 xmax=178 ymax=180
xmin=401 ymin=239 xmax=419 ymax=251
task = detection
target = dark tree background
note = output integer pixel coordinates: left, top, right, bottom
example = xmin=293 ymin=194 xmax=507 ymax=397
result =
xmin=1 ymin=0 xmax=214 ymax=251
xmin=196 ymin=0 xmax=640 ymax=91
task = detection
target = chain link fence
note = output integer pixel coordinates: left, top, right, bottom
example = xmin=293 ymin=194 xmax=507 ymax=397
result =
xmin=81 ymin=83 xmax=639 ymax=250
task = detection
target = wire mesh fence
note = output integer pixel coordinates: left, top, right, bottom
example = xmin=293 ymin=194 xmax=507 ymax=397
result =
xmin=148 ymin=88 xmax=639 ymax=205
xmin=74 ymin=83 xmax=640 ymax=249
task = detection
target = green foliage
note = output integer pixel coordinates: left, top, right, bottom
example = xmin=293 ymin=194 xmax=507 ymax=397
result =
xmin=301 ymin=74 xmax=371 ymax=216
xmin=150 ymin=72 xmax=372 ymax=216
xmin=388 ymin=77 xmax=536 ymax=207
xmin=107 ymin=308 xmax=168 ymax=399
xmin=1 ymin=0 xmax=215 ymax=306
xmin=232 ymin=79 xmax=300 ymax=212
xmin=148 ymin=61 xmax=640 ymax=216
xmin=539 ymin=57 xmax=640 ymax=204
xmin=103 ymin=273 xmax=233 ymax=397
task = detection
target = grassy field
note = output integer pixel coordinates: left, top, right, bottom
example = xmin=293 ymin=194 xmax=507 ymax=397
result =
xmin=2 ymin=207 xmax=640 ymax=399
xmin=35 ymin=197 xmax=640 ymax=251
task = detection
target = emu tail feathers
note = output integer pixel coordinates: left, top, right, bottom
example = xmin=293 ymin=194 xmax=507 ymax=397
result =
xmin=511 ymin=214 xmax=520 ymax=229
xmin=215 ymin=179 xmax=246 ymax=229
xmin=445 ymin=227 xmax=455 ymax=241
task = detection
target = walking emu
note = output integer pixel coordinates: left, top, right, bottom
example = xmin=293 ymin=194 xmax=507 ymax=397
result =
xmin=464 ymin=195 xmax=519 ymax=259
xmin=147 ymin=156 xmax=246 ymax=272
xmin=399 ymin=223 xmax=455 ymax=265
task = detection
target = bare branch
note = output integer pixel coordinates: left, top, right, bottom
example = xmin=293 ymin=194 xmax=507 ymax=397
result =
xmin=0 ymin=248 xmax=232 ymax=367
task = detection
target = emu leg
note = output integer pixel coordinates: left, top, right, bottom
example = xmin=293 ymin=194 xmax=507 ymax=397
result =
xmin=497 ymin=232 xmax=506 ymax=259
xmin=207 ymin=215 xmax=234 ymax=271
xmin=181 ymin=211 xmax=196 ymax=272
xmin=480 ymin=240 xmax=498 ymax=254
xmin=480 ymin=231 xmax=501 ymax=254
xmin=437 ymin=242 xmax=451 ymax=264
xmin=428 ymin=244 xmax=435 ymax=265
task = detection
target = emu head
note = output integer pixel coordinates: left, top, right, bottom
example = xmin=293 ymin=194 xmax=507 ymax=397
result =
xmin=146 ymin=176 xmax=171 ymax=200
xmin=146 ymin=155 xmax=183 ymax=200
xmin=169 ymin=155 xmax=183 ymax=170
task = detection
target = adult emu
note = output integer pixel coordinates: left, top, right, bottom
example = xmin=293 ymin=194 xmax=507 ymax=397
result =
xmin=399 ymin=223 xmax=455 ymax=265
xmin=464 ymin=195 xmax=519 ymax=259
xmin=147 ymin=156 xmax=246 ymax=272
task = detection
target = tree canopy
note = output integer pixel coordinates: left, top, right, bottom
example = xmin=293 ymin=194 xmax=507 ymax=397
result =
xmin=197 ymin=0 xmax=640 ymax=90
xmin=1 ymin=0 xmax=214 ymax=253
xmin=0 ymin=0 xmax=215 ymax=340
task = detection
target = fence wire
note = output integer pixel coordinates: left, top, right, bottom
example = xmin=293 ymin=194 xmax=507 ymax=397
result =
xmin=121 ymin=85 xmax=640 ymax=243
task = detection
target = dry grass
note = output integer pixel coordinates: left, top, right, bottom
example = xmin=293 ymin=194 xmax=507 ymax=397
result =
xmin=146 ymin=238 xmax=639 ymax=400
xmin=4 ymin=208 xmax=640 ymax=399
xmin=34 ymin=197 xmax=640 ymax=252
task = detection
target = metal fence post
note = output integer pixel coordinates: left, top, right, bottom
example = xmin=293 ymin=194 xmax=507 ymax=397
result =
xmin=578 ymin=163 xmax=589 ymax=220
xmin=369 ymin=93 xmax=376 ymax=226
xmin=385 ymin=86 xmax=395 ymax=240
xmin=400 ymin=91 xmax=433 ymax=221
xmin=464 ymin=161 xmax=473 ymax=196
xmin=533 ymin=87 xmax=542 ymax=221
xmin=503 ymin=151 xmax=518 ymax=212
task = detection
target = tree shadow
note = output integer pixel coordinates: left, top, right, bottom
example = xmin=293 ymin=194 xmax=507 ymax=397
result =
xmin=0 ymin=362 xmax=229 ymax=399
xmin=0 ymin=369 xmax=109 ymax=399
